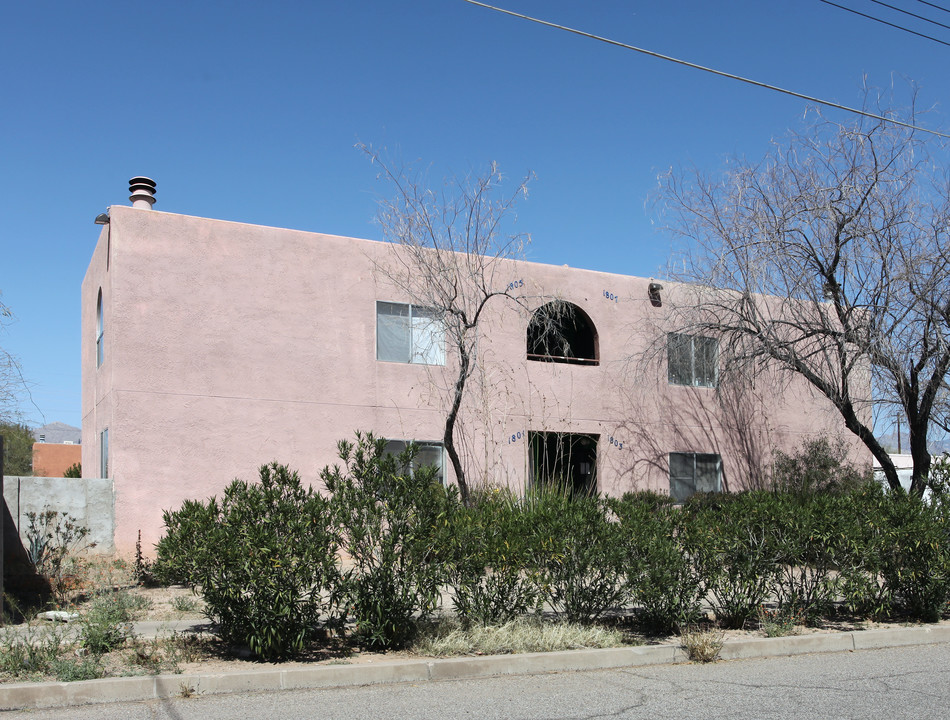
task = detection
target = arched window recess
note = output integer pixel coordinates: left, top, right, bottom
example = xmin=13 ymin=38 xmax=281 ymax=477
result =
xmin=526 ymin=301 xmax=599 ymax=366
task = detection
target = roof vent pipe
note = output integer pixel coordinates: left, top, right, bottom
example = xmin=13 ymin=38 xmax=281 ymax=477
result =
xmin=129 ymin=177 xmax=157 ymax=209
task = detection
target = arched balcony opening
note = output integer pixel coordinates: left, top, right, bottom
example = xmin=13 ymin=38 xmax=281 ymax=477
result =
xmin=526 ymin=301 xmax=599 ymax=366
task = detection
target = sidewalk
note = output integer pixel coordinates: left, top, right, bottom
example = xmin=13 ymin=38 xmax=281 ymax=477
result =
xmin=1 ymin=621 xmax=949 ymax=711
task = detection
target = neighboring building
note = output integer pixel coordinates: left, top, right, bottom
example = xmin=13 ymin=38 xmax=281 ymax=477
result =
xmin=873 ymin=453 xmax=915 ymax=493
xmin=31 ymin=442 xmax=81 ymax=478
xmin=82 ymin=179 xmax=868 ymax=554
xmin=30 ymin=422 xmax=82 ymax=477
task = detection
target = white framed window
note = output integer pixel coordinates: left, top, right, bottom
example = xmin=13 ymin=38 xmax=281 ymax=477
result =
xmin=100 ymin=428 xmax=109 ymax=478
xmin=669 ymin=452 xmax=721 ymax=502
xmin=96 ymin=289 xmax=104 ymax=368
xmin=668 ymin=333 xmax=717 ymax=387
xmin=384 ymin=439 xmax=445 ymax=484
xmin=376 ymin=302 xmax=445 ymax=365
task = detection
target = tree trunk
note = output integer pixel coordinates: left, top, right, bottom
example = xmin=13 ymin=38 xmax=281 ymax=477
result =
xmin=908 ymin=419 xmax=931 ymax=497
xmin=444 ymin=346 xmax=471 ymax=504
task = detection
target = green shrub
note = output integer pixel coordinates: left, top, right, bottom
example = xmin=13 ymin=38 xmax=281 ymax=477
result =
xmin=63 ymin=462 xmax=82 ymax=478
xmin=836 ymin=482 xmax=893 ymax=619
xmin=323 ymin=433 xmax=450 ymax=649
xmin=612 ymin=495 xmax=702 ymax=633
xmin=80 ymin=593 xmax=133 ymax=655
xmin=442 ymin=488 xmax=539 ymax=626
xmin=771 ymin=437 xmax=870 ymax=496
xmin=684 ymin=492 xmax=777 ymax=628
xmin=154 ymin=462 xmax=340 ymax=660
xmin=764 ymin=492 xmax=852 ymax=622
xmin=24 ymin=509 xmax=94 ymax=607
xmin=878 ymin=491 xmax=950 ymax=621
xmin=524 ymin=486 xmax=628 ymax=623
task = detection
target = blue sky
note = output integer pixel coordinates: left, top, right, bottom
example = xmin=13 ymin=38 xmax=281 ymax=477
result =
xmin=1 ymin=0 xmax=948 ymax=429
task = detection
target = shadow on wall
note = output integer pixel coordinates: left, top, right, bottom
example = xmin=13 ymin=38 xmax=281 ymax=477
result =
xmin=2 ymin=498 xmax=51 ymax=617
xmin=616 ymin=364 xmax=780 ymax=497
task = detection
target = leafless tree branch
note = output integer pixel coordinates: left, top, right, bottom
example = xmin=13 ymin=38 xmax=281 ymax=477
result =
xmin=658 ymin=88 xmax=950 ymax=495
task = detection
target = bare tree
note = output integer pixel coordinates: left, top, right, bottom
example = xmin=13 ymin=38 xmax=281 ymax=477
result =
xmin=362 ymin=146 xmax=533 ymax=503
xmin=659 ymin=95 xmax=950 ymax=495
xmin=0 ymin=295 xmax=30 ymax=425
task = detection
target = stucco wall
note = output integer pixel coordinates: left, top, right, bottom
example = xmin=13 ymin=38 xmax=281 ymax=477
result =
xmin=81 ymin=205 xmax=868 ymax=555
xmin=2 ymin=476 xmax=115 ymax=554
xmin=31 ymin=443 xmax=82 ymax=478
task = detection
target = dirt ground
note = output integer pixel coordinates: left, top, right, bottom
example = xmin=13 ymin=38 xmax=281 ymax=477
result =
xmin=10 ymin=559 xmax=949 ymax=682
xmin=116 ymin=582 xmax=949 ymax=677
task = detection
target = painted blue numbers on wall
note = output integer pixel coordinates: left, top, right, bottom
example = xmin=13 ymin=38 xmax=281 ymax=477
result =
xmin=508 ymin=430 xmax=524 ymax=444
xmin=507 ymin=279 xmax=525 ymax=292
xmin=608 ymin=436 xmax=624 ymax=450
xmin=603 ymin=290 xmax=619 ymax=303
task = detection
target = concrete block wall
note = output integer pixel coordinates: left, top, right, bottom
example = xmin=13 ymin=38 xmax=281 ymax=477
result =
xmin=2 ymin=476 xmax=114 ymax=554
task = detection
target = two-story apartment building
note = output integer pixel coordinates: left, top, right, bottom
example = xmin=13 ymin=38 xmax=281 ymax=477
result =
xmin=82 ymin=179 xmax=865 ymax=554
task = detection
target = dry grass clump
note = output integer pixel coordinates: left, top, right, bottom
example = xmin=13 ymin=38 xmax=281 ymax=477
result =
xmin=679 ymin=625 xmax=724 ymax=663
xmin=411 ymin=617 xmax=628 ymax=657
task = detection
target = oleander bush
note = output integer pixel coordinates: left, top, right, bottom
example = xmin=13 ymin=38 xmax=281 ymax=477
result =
xmin=323 ymin=433 xmax=450 ymax=649
xmin=442 ymin=487 xmax=539 ymax=626
xmin=150 ymin=432 xmax=950 ymax=662
xmin=612 ymin=493 xmax=703 ymax=633
xmin=154 ymin=462 xmax=340 ymax=660
xmin=524 ymin=486 xmax=628 ymax=623
xmin=762 ymin=491 xmax=855 ymax=623
xmin=683 ymin=492 xmax=777 ymax=628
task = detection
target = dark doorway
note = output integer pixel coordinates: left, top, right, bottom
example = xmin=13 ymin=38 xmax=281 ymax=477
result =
xmin=529 ymin=432 xmax=598 ymax=496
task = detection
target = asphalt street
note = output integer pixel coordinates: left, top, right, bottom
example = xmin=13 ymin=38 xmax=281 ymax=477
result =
xmin=13 ymin=642 xmax=950 ymax=720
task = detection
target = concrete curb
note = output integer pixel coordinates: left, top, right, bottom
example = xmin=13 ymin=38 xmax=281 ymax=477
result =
xmin=2 ymin=625 xmax=949 ymax=711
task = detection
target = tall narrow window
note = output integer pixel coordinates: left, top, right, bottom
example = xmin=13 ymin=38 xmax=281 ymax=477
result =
xmin=99 ymin=428 xmax=109 ymax=478
xmin=376 ymin=302 xmax=445 ymax=365
xmin=669 ymin=452 xmax=720 ymax=502
xmin=96 ymin=289 xmax=104 ymax=368
xmin=668 ymin=333 xmax=717 ymax=387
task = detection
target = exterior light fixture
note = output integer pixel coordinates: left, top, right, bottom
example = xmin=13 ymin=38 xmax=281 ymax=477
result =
xmin=648 ymin=282 xmax=663 ymax=307
xmin=94 ymin=212 xmax=110 ymax=225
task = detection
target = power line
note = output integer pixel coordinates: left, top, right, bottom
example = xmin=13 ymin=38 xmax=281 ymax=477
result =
xmin=819 ymin=0 xmax=950 ymax=47
xmin=915 ymin=0 xmax=950 ymax=16
xmin=461 ymin=0 xmax=950 ymax=139
xmin=870 ymin=0 xmax=950 ymax=30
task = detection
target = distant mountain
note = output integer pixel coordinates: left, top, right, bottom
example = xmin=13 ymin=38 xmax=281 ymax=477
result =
xmin=32 ymin=422 xmax=81 ymax=444
xmin=876 ymin=431 xmax=950 ymax=456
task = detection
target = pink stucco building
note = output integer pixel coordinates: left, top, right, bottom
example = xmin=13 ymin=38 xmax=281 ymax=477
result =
xmin=82 ymin=179 xmax=866 ymax=555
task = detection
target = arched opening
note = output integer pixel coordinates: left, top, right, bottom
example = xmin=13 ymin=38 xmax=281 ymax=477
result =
xmin=526 ymin=301 xmax=598 ymax=365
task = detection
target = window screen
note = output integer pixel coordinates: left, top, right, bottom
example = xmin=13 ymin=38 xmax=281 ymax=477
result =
xmin=668 ymin=333 xmax=718 ymax=387
xmin=669 ymin=452 xmax=721 ymax=502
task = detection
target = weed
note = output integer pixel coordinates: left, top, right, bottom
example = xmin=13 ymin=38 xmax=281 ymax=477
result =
xmin=24 ymin=509 xmax=95 ymax=608
xmin=680 ymin=626 xmax=724 ymax=663
xmin=757 ymin=605 xmax=802 ymax=637
xmin=164 ymin=631 xmax=207 ymax=665
xmin=80 ymin=593 xmax=136 ymax=655
xmin=0 ymin=624 xmax=68 ymax=679
xmin=50 ymin=656 xmax=104 ymax=682
xmin=171 ymin=596 xmax=200 ymax=614
xmin=179 ymin=682 xmax=196 ymax=698
xmin=134 ymin=530 xmax=159 ymax=586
